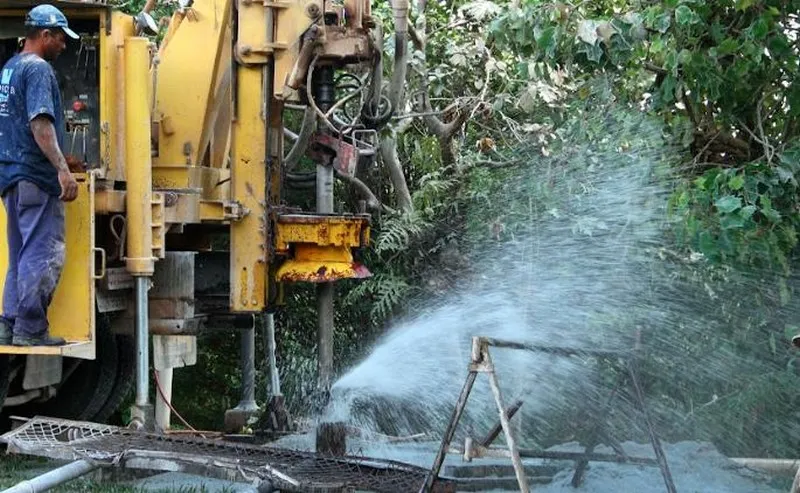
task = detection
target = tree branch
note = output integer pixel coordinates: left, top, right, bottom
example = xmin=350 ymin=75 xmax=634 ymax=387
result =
xmin=644 ymin=62 xmax=667 ymax=75
xmin=380 ymin=132 xmax=414 ymax=212
xmin=388 ymin=0 xmax=410 ymax=112
xmin=335 ymin=170 xmax=386 ymax=212
xmin=408 ymin=22 xmax=423 ymax=51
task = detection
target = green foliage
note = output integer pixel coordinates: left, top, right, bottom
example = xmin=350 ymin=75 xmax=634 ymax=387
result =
xmin=374 ymin=210 xmax=430 ymax=255
xmin=489 ymin=0 xmax=799 ymax=151
xmin=344 ymin=272 xmax=411 ymax=325
xmin=108 ymin=0 xmax=175 ymax=19
xmin=669 ymin=149 xmax=800 ymax=276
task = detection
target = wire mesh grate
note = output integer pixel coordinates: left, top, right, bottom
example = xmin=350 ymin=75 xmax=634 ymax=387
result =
xmin=1 ymin=417 xmax=455 ymax=492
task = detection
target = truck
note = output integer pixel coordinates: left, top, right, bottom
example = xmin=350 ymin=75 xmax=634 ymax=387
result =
xmin=0 ymin=0 xmax=396 ymax=432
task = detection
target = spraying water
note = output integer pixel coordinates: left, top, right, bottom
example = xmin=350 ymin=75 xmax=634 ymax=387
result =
xmin=322 ymin=110 xmax=689 ymax=446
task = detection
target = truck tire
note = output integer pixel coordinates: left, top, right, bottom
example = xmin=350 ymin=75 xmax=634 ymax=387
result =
xmin=92 ymin=333 xmax=135 ymax=424
xmin=0 ymin=355 xmax=11 ymax=431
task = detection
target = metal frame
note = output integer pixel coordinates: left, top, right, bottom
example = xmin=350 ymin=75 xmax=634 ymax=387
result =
xmin=421 ymin=336 xmax=678 ymax=493
xmin=1 ymin=416 xmax=458 ymax=492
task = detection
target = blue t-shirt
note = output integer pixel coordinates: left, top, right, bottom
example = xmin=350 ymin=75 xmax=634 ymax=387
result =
xmin=0 ymin=52 xmax=64 ymax=197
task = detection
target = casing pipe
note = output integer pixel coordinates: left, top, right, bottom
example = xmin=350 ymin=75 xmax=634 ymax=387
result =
xmin=125 ymin=37 xmax=156 ymax=425
xmin=2 ymin=460 xmax=98 ymax=493
xmin=135 ymin=277 xmax=150 ymax=408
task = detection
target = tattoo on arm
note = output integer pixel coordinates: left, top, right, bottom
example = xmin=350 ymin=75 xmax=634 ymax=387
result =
xmin=30 ymin=116 xmax=68 ymax=173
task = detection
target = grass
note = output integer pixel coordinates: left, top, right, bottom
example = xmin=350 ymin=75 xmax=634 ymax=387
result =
xmin=0 ymin=454 xmax=243 ymax=492
xmin=0 ymin=455 xmax=133 ymax=492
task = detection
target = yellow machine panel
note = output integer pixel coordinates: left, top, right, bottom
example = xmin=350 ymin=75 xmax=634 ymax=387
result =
xmin=0 ymin=174 xmax=96 ymax=360
xmin=0 ymin=0 xmax=380 ymax=431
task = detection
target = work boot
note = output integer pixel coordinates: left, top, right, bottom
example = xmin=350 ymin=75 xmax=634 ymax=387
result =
xmin=0 ymin=319 xmax=11 ymax=345
xmin=12 ymin=334 xmax=66 ymax=346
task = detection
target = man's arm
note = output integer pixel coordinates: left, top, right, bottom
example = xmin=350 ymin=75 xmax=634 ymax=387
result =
xmin=30 ymin=115 xmax=67 ymax=172
xmin=30 ymin=115 xmax=77 ymax=201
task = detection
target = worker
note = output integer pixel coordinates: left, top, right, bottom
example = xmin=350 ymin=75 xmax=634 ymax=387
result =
xmin=0 ymin=4 xmax=79 ymax=346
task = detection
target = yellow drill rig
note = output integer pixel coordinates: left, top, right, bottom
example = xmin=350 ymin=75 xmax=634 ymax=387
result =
xmin=0 ymin=0 xmax=401 ymax=432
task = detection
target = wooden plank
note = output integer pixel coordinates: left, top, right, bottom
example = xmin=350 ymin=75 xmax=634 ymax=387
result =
xmin=0 ymin=342 xmax=93 ymax=358
xmin=153 ymin=335 xmax=197 ymax=371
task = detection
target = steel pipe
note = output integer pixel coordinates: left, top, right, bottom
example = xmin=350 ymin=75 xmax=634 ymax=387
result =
xmin=313 ymin=64 xmax=336 ymax=395
xmin=2 ymin=460 xmax=98 ymax=493
xmin=135 ymin=277 xmax=150 ymax=409
xmin=235 ymin=326 xmax=258 ymax=411
xmin=266 ymin=313 xmax=281 ymax=396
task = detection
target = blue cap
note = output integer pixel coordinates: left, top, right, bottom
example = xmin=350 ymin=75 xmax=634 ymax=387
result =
xmin=25 ymin=4 xmax=79 ymax=40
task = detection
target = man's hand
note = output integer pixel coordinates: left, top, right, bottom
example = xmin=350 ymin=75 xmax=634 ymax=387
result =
xmin=58 ymin=169 xmax=78 ymax=202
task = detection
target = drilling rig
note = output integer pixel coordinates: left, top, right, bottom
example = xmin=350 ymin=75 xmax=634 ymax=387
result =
xmin=0 ymin=0 xmax=401 ymax=432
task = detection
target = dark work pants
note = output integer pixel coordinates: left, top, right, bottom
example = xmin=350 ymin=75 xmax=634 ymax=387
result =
xmin=1 ymin=180 xmax=65 ymax=338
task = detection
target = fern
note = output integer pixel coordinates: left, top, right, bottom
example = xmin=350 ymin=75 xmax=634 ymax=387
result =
xmin=344 ymin=273 xmax=411 ymax=324
xmin=375 ymin=210 xmax=430 ymax=254
xmin=371 ymin=274 xmax=411 ymax=322
xmin=412 ymin=171 xmax=458 ymax=213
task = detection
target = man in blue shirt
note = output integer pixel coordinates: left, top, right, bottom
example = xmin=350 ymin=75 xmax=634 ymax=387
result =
xmin=0 ymin=4 xmax=79 ymax=346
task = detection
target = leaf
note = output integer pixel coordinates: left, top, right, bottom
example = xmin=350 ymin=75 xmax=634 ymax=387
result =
xmin=650 ymin=36 xmax=665 ymax=53
xmin=735 ymin=0 xmax=755 ymax=10
xmin=678 ymin=49 xmax=692 ymax=66
xmin=721 ymin=214 xmax=745 ymax=230
xmin=762 ymin=207 xmax=782 ymax=223
xmin=698 ymin=231 xmax=716 ymax=255
xmin=461 ymin=0 xmax=502 ymax=21
xmin=577 ymin=42 xmax=604 ymax=63
xmin=660 ymin=75 xmax=677 ymax=103
xmin=535 ymin=26 xmax=557 ymax=57
xmin=664 ymin=50 xmax=679 ymax=72
xmin=776 ymin=166 xmax=796 ymax=185
xmin=596 ymin=21 xmax=616 ymax=44
xmin=622 ymin=12 xmax=643 ymax=27
xmin=675 ymin=5 xmax=699 ymax=26
xmin=728 ymin=175 xmax=745 ymax=190
xmin=577 ymin=20 xmax=599 ymax=45
xmin=717 ymin=38 xmax=739 ymax=55
xmin=449 ymin=53 xmax=468 ymax=67
xmin=759 ymin=194 xmax=782 ymax=222
xmin=655 ymin=12 xmax=672 ymax=33
xmin=715 ymin=195 xmax=742 ymax=213
xmin=741 ymin=205 xmax=757 ymax=219
xmin=748 ymin=16 xmax=769 ymax=40
xmin=519 ymin=85 xmax=538 ymax=113
xmin=768 ymin=33 xmax=792 ymax=58
xmin=694 ymin=175 xmax=707 ymax=190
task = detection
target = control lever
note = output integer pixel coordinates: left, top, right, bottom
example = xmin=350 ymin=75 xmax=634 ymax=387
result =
xmin=68 ymin=125 xmax=89 ymax=168
xmin=76 ymin=35 xmax=98 ymax=80
xmin=81 ymin=125 xmax=87 ymax=164
xmin=69 ymin=126 xmax=78 ymax=155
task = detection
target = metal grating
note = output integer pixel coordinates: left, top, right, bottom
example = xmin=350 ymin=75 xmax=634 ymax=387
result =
xmin=1 ymin=417 xmax=455 ymax=492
